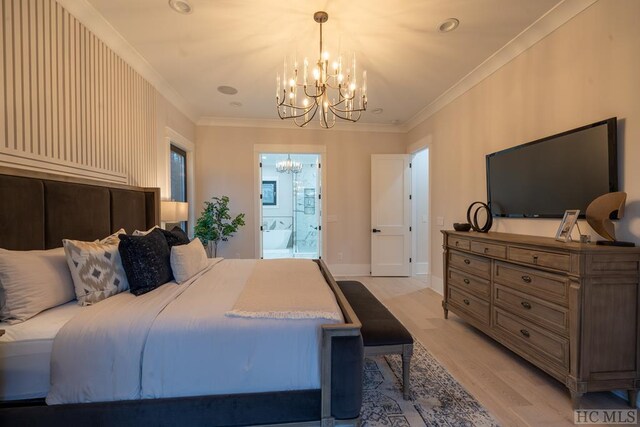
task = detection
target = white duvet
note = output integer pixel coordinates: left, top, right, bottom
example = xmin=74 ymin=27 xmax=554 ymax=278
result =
xmin=46 ymin=258 xmax=343 ymax=404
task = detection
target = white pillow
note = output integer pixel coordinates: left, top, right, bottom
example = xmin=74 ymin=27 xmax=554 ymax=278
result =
xmin=0 ymin=247 xmax=75 ymax=324
xmin=170 ymin=238 xmax=209 ymax=284
xmin=63 ymin=229 xmax=129 ymax=306
xmin=132 ymin=226 xmax=159 ymax=236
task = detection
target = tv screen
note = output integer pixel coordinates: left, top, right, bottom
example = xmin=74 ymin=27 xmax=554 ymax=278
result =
xmin=486 ymin=118 xmax=617 ymax=218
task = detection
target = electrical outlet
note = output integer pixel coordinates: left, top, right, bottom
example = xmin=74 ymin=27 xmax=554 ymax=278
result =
xmin=436 ymin=216 xmax=444 ymax=226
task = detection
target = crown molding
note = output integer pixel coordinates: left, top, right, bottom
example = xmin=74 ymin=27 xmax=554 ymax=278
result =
xmin=402 ymin=0 xmax=598 ymax=133
xmin=56 ymin=0 xmax=199 ymax=123
xmin=196 ymin=116 xmax=406 ymax=133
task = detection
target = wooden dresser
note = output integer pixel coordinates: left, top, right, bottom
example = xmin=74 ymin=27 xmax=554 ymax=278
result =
xmin=442 ymin=230 xmax=640 ymax=407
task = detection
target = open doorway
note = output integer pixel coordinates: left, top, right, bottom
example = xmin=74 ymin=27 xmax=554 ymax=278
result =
xmin=259 ymin=153 xmax=321 ymax=259
xmin=412 ymin=148 xmax=429 ymax=278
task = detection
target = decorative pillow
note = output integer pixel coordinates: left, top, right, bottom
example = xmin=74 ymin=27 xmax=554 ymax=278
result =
xmin=132 ymin=226 xmax=159 ymax=236
xmin=63 ymin=229 xmax=129 ymax=306
xmin=0 ymin=247 xmax=75 ymax=324
xmin=170 ymin=238 xmax=208 ymax=284
xmin=118 ymin=229 xmax=173 ymax=296
xmin=160 ymin=226 xmax=190 ymax=248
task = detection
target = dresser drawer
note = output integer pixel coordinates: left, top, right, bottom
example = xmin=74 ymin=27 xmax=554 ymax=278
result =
xmin=494 ymin=284 xmax=568 ymax=335
xmin=448 ymin=268 xmax=490 ymax=299
xmin=449 ymin=251 xmax=491 ymax=279
xmin=448 ymin=236 xmax=470 ymax=251
xmin=494 ymin=308 xmax=569 ymax=369
xmin=508 ymin=246 xmax=570 ymax=271
xmin=471 ymin=241 xmax=506 ymax=259
xmin=448 ymin=286 xmax=490 ymax=325
xmin=494 ymin=262 xmax=569 ymax=306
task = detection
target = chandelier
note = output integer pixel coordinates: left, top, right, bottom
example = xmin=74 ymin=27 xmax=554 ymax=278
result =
xmin=276 ymin=154 xmax=303 ymax=174
xmin=276 ymin=11 xmax=367 ymax=129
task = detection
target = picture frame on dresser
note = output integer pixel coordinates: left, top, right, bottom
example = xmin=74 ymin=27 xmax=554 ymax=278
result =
xmin=555 ymin=209 xmax=580 ymax=242
xmin=441 ymin=230 xmax=640 ymax=409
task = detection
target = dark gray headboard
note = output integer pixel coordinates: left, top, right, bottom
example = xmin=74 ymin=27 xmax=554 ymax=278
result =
xmin=0 ymin=166 xmax=160 ymax=250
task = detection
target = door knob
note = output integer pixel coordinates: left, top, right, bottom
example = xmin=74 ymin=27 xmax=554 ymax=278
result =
xmin=372 ymin=229 xmax=381 ymax=233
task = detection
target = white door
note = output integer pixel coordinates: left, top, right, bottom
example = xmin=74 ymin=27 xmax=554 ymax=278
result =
xmin=371 ymin=154 xmax=412 ymax=276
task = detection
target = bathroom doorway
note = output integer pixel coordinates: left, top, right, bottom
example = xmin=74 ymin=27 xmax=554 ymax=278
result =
xmin=259 ymin=153 xmax=322 ymax=259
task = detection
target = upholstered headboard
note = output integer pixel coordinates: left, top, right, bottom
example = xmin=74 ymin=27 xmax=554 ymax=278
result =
xmin=0 ymin=167 xmax=160 ymax=250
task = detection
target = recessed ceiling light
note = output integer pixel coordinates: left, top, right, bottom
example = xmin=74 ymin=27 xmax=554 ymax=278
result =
xmin=438 ymin=18 xmax=460 ymax=33
xmin=217 ymin=85 xmax=238 ymax=95
xmin=168 ymin=0 xmax=193 ymax=14
xmin=371 ymin=108 xmax=384 ymax=115
xmin=230 ymin=101 xmax=243 ymax=107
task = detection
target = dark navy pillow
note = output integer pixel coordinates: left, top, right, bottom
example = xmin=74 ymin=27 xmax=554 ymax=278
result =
xmin=159 ymin=226 xmax=190 ymax=248
xmin=118 ymin=229 xmax=173 ymax=296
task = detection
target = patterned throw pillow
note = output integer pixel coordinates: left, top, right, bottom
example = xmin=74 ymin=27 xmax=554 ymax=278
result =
xmin=132 ymin=226 xmax=159 ymax=236
xmin=63 ymin=229 xmax=129 ymax=306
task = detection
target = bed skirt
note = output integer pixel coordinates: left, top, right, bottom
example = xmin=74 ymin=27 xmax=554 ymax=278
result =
xmin=0 ymin=335 xmax=363 ymax=427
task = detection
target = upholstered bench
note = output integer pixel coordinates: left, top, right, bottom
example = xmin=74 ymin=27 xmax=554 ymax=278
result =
xmin=337 ymin=281 xmax=414 ymax=399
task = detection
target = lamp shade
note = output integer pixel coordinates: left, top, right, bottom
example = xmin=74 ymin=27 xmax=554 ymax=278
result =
xmin=161 ymin=201 xmax=189 ymax=222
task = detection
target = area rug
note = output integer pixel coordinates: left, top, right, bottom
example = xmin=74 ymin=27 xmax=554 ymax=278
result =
xmin=361 ymin=340 xmax=500 ymax=426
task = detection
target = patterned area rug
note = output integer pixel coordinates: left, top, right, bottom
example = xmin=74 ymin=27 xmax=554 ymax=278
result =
xmin=362 ymin=340 xmax=500 ymax=426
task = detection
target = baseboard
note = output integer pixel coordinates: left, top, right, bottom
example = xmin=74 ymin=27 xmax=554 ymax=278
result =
xmin=327 ymin=264 xmax=371 ymax=277
xmin=414 ymin=262 xmax=429 ymax=276
xmin=430 ymin=276 xmax=444 ymax=295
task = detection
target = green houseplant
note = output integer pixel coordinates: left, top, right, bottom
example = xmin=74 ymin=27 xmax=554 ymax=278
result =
xmin=194 ymin=196 xmax=245 ymax=257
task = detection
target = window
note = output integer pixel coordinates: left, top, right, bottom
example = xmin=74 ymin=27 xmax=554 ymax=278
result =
xmin=170 ymin=144 xmax=187 ymax=231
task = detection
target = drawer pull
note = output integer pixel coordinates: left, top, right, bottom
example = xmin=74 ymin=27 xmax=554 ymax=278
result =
xmin=521 ymin=301 xmax=532 ymax=310
xmin=463 ymin=278 xmax=470 ymax=284
xmin=483 ymin=247 xmax=489 ymax=254
xmin=463 ymin=299 xmax=470 ymax=305
xmin=520 ymin=329 xmax=530 ymax=338
xmin=464 ymin=259 xmax=471 ymax=265
xmin=521 ymin=275 xmax=532 ymax=283
xmin=455 ymin=241 xmax=459 ymax=247
xmin=532 ymin=255 xmax=539 ymax=264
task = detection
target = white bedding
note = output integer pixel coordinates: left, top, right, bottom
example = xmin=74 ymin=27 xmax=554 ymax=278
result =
xmin=47 ymin=258 xmax=343 ymax=404
xmin=0 ymin=301 xmax=83 ymax=400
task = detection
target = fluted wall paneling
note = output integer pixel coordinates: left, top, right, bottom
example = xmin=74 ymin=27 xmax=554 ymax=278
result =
xmin=0 ymin=0 xmax=157 ymax=186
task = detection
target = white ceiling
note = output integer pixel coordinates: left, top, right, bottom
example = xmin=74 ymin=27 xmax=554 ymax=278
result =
xmin=87 ymin=0 xmax=564 ymax=126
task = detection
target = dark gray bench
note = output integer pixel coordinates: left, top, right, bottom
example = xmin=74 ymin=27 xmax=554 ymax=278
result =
xmin=337 ymin=281 xmax=414 ymax=399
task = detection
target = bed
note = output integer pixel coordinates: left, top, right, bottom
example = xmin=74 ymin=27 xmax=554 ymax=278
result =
xmin=0 ymin=166 xmax=363 ymax=427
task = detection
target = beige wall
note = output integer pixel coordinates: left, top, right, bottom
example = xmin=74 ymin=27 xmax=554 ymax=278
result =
xmin=406 ymin=0 xmax=640 ymax=287
xmin=0 ymin=0 xmax=195 ymax=188
xmin=195 ymin=126 xmax=405 ymax=266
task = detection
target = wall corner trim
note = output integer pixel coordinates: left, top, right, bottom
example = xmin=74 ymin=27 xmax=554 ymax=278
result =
xmin=402 ymin=0 xmax=598 ymax=133
xmin=56 ymin=0 xmax=199 ymax=123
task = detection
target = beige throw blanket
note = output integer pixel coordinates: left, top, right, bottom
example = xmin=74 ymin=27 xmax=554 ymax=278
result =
xmin=226 ymin=259 xmax=343 ymax=321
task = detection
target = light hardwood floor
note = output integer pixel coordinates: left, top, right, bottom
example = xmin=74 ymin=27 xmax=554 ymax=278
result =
xmin=342 ymin=275 xmax=635 ymax=427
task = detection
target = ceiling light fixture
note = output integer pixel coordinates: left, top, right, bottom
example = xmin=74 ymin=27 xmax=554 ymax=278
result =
xmin=276 ymin=154 xmax=303 ymax=174
xmin=276 ymin=11 xmax=367 ymax=129
xmin=168 ymin=0 xmax=192 ymax=15
xmin=218 ymin=86 xmax=238 ymax=95
xmin=439 ymin=18 xmax=460 ymax=33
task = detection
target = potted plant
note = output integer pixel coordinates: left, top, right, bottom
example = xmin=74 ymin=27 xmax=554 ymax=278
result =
xmin=194 ymin=196 xmax=245 ymax=257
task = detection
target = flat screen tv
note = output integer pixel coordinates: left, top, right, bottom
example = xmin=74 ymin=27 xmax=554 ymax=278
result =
xmin=486 ymin=117 xmax=618 ymax=218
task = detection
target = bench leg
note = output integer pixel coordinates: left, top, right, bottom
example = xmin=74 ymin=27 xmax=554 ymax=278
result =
xmin=402 ymin=344 xmax=413 ymax=400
